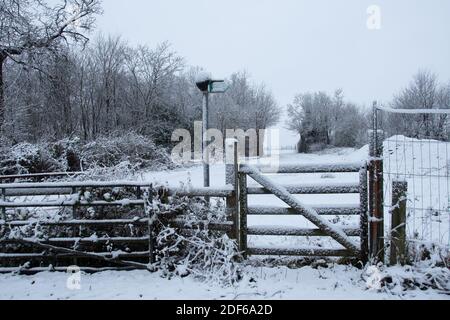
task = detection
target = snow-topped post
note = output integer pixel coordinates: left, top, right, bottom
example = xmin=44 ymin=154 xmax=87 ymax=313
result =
xmin=359 ymin=166 xmax=369 ymax=264
xmin=390 ymin=181 xmax=408 ymax=266
xmin=368 ymin=117 xmax=385 ymax=263
xmin=225 ymin=139 xmax=239 ymax=242
xmin=238 ymin=170 xmax=248 ymax=258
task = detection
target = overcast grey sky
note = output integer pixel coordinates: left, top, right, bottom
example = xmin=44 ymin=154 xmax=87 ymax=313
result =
xmin=96 ymin=0 xmax=450 ymax=144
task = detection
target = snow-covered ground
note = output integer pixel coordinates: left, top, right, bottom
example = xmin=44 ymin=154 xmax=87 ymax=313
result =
xmin=1 ymin=265 xmax=448 ymax=300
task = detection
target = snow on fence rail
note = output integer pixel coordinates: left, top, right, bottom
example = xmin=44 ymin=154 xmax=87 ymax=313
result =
xmin=0 ymin=172 xmax=85 ymax=183
xmin=242 ymin=162 xmax=364 ymax=174
xmin=246 ymin=182 xmax=360 ymax=195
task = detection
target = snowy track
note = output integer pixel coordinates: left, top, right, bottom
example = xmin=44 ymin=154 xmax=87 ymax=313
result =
xmin=0 ymin=265 xmax=447 ymax=300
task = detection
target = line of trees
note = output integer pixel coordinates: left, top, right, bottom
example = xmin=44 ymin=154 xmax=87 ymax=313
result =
xmin=287 ymin=70 xmax=450 ymax=154
xmin=386 ymin=70 xmax=450 ymax=141
xmin=286 ymin=90 xmax=368 ymax=153
xmin=0 ymin=1 xmax=280 ymax=153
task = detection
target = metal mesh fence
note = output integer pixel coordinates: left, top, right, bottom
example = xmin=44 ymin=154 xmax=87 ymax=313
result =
xmin=376 ymin=107 xmax=450 ymax=252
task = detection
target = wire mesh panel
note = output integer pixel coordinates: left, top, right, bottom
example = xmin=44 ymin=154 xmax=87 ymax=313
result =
xmin=376 ymin=106 xmax=450 ymax=254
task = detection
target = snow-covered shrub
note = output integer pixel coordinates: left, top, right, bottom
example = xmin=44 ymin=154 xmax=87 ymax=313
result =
xmin=408 ymin=242 xmax=449 ymax=268
xmin=0 ymin=133 xmax=175 ymax=177
xmin=80 ymin=132 xmax=175 ymax=171
xmin=72 ymin=161 xmax=140 ymax=182
xmin=152 ymin=190 xmax=242 ymax=285
xmin=48 ymin=137 xmax=82 ymax=172
xmin=363 ymin=263 xmax=450 ymax=294
xmin=0 ymin=142 xmax=67 ymax=175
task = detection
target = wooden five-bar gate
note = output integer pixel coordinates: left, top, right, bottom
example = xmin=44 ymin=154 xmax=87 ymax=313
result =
xmin=0 ymin=144 xmax=382 ymax=273
xmin=226 ymin=163 xmax=368 ymax=262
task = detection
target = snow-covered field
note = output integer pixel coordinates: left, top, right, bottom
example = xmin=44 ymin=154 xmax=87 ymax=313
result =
xmin=1 ymin=265 xmax=448 ymax=300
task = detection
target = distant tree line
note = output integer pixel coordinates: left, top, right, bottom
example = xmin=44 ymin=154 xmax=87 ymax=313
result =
xmin=287 ymin=70 xmax=450 ymax=153
xmin=286 ymin=90 xmax=368 ymax=153
xmin=385 ymin=70 xmax=450 ymax=141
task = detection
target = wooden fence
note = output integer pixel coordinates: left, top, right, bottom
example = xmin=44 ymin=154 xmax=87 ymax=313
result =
xmin=0 ymin=181 xmax=234 ymax=274
xmin=0 ymin=142 xmax=381 ymax=273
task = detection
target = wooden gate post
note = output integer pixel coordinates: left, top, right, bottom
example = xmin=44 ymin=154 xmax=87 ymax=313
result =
xmin=238 ymin=171 xmax=248 ymax=259
xmin=368 ymin=129 xmax=385 ymax=263
xmin=145 ymin=185 xmax=155 ymax=264
xmin=225 ymin=139 xmax=239 ymax=242
xmin=390 ymin=181 xmax=408 ymax=266
xmin=359 ymin=166 xmax=369 ymax=264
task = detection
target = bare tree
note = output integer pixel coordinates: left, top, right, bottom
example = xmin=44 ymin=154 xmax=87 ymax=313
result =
xmin=287 ymin=91 xmax=367 ymax=153
xmin=0 ymin=0 xmax=102 ymax=127
xmin=126 ymin=42 xmax=184 ymax=136
xmin=209 ymin=71 xmax=280 ymax=156
xmin=390 ymin=70 xmax=450 ymax=140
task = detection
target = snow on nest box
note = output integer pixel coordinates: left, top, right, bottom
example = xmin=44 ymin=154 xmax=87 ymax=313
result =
xmin=195 ymin=72 xmax=212 ymax=92
xmin=195 ymin=72 xmax=228 ymax=93
xmin=195 ymin=72 xmax=212 ymax=84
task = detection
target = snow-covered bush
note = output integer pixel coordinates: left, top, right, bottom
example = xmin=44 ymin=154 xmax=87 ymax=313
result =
xmin=49 ymin=138 xmax=82 ymax=172
xmin=152 ymin=190 xmax=242 ymax=286
xmin=0 ymin=142 xmax=67 ymax=175
xmin=0 ymin=133 xmax=175 ymax=176
xmin=408 ymin=242 xmax=449 ymax=268
xmin=363 ymin=263 xmax=450 ymax=294
xmin=80 ymin=132 xmax=175 ymax=171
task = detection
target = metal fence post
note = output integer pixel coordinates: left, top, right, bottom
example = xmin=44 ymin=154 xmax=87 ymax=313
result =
xmin=390 ymin=181 xmax=408 ymax=266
